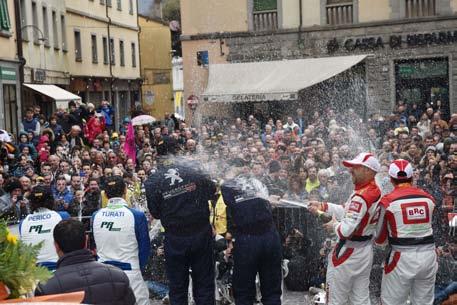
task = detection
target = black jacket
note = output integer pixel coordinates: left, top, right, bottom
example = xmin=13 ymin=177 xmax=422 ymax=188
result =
xmin=145 ymin=157 xmax=216 ymax=234
xmin=35 ymin=249 xmax=136 ymax=305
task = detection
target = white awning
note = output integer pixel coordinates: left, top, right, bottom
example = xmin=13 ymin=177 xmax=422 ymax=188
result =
xmin=24 ymin=84 xmax=81 ymax=106
xmin=201 ymin=55 xmax=367 ymax=103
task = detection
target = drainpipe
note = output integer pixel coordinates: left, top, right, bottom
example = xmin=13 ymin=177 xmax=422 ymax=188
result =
xmin=136 ymin=0 xmax=142 ymax=107
xmin=106 ymin=2 xmax=115 ymax=127
xmin=14 ymin=0 xmax=25 ymax=116
xmin=298 ymin=0 xmax=303 ymax=48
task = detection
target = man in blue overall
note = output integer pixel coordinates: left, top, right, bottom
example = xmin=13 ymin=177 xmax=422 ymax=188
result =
xmin=92 ymin=176 xmax=151 ymax=305
xmin=221 ymin=167 xmax=282 ymax=305
xmin=145 ymin=156 xmax=216 ymax=305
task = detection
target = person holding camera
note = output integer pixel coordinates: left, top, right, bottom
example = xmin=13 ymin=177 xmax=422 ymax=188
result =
xmin=0 ymin=177 xmax=29 ymax=221
xmin=19 ymin=185 xmax=70 ymax=270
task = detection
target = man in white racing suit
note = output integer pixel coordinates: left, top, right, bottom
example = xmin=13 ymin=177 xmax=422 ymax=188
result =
xmin=20 ymin=185 xmax=70 ymax=271
xmin=375 ymin=159 xmax=437 ymax=305
xmin=92 ymin=176 xmax=151 ymax=305
xmin=310 ymin=152 xmax=381 ymax=305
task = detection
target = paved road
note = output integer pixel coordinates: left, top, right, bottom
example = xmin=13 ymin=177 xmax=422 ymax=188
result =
xmin=149 ymin=289 xmax=382 ymax=305
xmin=149 ymin=290 xmax=311 ymax=305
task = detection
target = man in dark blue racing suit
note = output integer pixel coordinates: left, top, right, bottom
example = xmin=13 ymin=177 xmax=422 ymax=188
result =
xmin=221 ymin=172 xmax=282 ymax=305
xmin=145 ymin=157 xmax=216 ymax=305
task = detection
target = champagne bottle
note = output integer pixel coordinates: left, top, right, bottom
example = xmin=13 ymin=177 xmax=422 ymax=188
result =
xmin=317 ymin=210 xmax=333 ymax=223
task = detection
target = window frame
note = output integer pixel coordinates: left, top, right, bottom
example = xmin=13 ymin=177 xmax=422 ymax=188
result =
xmin=91 ymin=33 xmax=98 ymax=64
xmin=74 ymin=29 xmax=82 ymax=62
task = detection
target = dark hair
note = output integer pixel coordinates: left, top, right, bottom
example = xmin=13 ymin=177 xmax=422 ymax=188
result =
xmin=104 ymin=176 xmax=126 ymax=199
xmin=53 ymin=219 xmax=86 ymax=253
xmin=4 ymin=177 xmax=22 ymax=193
xmin=390 ymin=177 xmax=413 ymax=185
xmin=88 ymin=177 xmax=99 ymax=184
xmin=29 ymin=185 xmax=54 ymax=212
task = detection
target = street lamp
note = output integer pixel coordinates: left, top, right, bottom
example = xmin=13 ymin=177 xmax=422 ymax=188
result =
xmin=20 ymin=24 xmax=47 ymax=71
xmin=20 ymin=24 xmax=47 ymax=43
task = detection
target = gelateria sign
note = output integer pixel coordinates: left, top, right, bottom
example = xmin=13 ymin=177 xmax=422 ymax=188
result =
xmin=327 ymin=30 xmax=457 ymax=53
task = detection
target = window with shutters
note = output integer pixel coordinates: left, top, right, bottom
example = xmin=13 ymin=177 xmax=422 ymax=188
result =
xmin=405 ymin=0 xmax=436 ymax=18
xmin=120 ymin=40 xmax=125 ymax=66
xmin=0 ymin=0 xmax=11 ymax=33
xmin=252 ymin=0 xmax=277 ymax=31
xmin=32 ymin=2 xmax=39 ymax=43
xmin=129 ymin=0 xmax=133 ymax=14
xmin=20 ymin=0 xmax=27 ymax=39
xmin=42 ymin=6 xmax=50 ymax=47
xmin=131 ymin=42 xmax=136 ymax=67
xmin=326 ymin=0 xmax=354 ymax=25
xmin=110 ymin=38 xmax=115 ymax=65
xmin=52 ymin=11 xmax=58 ymax=49
xmin=103 ymin=36 xmax=108 ymax=64
xmin=61 ymin=15 xmax=67 ymax=51
xmin=91 ymin=34 xmax=98 ymax=63
xmin=74 ymin=30 xmax=82 ymax=62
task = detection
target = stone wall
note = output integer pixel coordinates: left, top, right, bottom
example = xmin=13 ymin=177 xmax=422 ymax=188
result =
xmin=224 ymin=17 xmax=457 ymax=115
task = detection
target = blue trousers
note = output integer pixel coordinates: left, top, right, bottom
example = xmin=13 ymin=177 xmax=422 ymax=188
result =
xmin=164 ymin=225 xmax=215 ymax=305
xmin=146 ymin=281 xmax=169 ymax=299
xmin=233 ymin=229 xmax=282 ymax=305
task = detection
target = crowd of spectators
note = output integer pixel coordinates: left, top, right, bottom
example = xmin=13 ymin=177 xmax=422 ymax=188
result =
xmin=0 ymin=99 xmax=456 ymax=302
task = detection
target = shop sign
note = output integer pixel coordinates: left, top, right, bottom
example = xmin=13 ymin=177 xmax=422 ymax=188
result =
xmin=327 ymin=30 xmax=457 ymax=53
xmin=32 ymin=69 xmax=46 ymax=83
xmin=232 ymin=94 xmax=267 ymax=102
xmin=0 ymin=67 xmax=16 ymax=80
xmin=144 ymin=90 xmax=155 ymax=105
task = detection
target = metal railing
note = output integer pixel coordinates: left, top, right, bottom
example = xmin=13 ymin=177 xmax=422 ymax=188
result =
xmin=405 ymin=0 xmax=436 ymax=18
xmin=326 ymin=2 xmax=354 ymax=25
xmin=253 ymin=10 xmax=278 ymax=31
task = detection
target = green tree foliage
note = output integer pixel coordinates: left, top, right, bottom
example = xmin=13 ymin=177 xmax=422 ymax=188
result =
xmin=162 ymin=0 xmax=180 ymax=22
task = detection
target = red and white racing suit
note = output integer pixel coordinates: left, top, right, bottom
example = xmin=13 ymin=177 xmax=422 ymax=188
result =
xmin=322 ymin=180 xmax=381 ymax=305
xmin=375 ymin=184 xmax=437 ymax=305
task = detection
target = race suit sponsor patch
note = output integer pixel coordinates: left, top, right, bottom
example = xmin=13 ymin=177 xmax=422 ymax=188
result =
xmin=401 ymin=202 xmax=430 ymax=224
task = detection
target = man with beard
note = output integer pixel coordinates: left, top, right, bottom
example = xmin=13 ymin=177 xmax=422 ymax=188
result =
xmin=83 ymin=178 xmax=101 ymax=216
xmin=310 ymin=152 xmax=381 ymax=305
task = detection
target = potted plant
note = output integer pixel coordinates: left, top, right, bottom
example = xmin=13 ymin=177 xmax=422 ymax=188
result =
xmin=0 ymin=220 xmax=51 ymax=300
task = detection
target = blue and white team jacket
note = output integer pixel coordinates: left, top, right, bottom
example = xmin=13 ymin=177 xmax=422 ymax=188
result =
xmin=19 ymin=208 xmax=70 ymax=270
xmin=92 ymin=197 xmax=150 ymax=271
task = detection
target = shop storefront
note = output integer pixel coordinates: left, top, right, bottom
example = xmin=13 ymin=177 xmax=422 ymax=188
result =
xmin=0 ymin=63 xmax=21 ymax=135
xmin=70 ymin=77 xmax=141 ymax=127
xmin=198 ymin=17 xmax=457 ymax=119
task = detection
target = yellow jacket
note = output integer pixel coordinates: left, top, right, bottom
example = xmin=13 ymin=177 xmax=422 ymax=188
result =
xmin=209 ymin=192 xmax=227 ymax=235
xmin=101 ymin=189 xmax=134 ymax=208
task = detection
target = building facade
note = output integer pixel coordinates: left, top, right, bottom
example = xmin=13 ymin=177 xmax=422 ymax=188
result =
xmin=181 ymin=0 xmax=457 ymax=120
xmin=0 ymin=0 xmax=21 ymax=135
xmin=20 ymin=0 xmax=70 ymax=114
xmin=138 ymin=15 xmax=173 ymax=118
xmin=66 ymin=0 xmax=141 ymax=126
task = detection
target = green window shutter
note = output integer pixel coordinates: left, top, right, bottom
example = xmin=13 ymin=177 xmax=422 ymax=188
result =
xmin=0 ymin=0 xmax=11 ymax=31
xmin=253 ymin=0 xmax=277 ymax=12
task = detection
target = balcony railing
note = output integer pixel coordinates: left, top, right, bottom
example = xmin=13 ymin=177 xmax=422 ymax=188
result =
xmin=253 ymin=10 xmax=278 ymax=31
xmin=326 ymin=2 xmax=353 ymax=25
xmin=405 ymin=0 xmax=436 ymax=18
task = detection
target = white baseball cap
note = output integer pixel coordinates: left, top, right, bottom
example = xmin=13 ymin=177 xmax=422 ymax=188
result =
xmin=388 ymin=159 xmax=413 ymax=180
xmin=342 ymin=152 xmax=381 ymax=173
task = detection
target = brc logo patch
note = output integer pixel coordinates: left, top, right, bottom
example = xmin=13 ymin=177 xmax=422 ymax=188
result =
xmin=348 ymin=201 xmax=362 ymax=213
xmin=100 ymin=221 xmax=121 ymax=231
xmin=29 ymin=225 xmax=51 ymax=234
xmin=401 ymin=202 xmax=430 ymax=224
